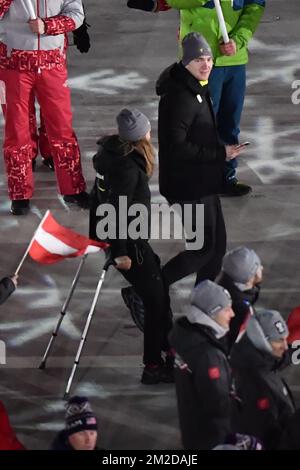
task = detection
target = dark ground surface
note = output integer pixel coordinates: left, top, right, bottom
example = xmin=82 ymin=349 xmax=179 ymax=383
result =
xmin=0 ymin=0 xmax=300 ymax=450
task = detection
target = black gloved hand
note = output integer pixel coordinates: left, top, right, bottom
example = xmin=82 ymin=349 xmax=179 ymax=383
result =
xmin=73 ymin=20 xmax=91 ymax=53
xmin=127 ymin=0 xmax=157 ymax=12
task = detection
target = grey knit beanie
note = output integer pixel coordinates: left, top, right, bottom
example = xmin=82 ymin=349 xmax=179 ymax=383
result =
xmin=256 ymin=309 xmax=288 ymax=342
xmin=188 ymin=280 xmax=232 ymax=320
xmin=222 ymin=246 xmax=262 ymax=284
xmin=117 ymin=108 xmax=151 ymax=142
xmin=182 ymin=32 xmax=213 ymax=66
xmin=246 ymin=309 xmax=289 ymax=355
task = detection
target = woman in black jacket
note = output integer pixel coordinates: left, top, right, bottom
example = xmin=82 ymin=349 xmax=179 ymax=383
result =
xmin=89 ymin=108 xmax=173 ymax=385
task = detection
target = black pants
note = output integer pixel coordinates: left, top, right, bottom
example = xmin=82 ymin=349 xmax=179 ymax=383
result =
xmin=163 ymin=195 xmax=227 ymax=287
xmin=118 ymin=240 xmax=172 ymax=366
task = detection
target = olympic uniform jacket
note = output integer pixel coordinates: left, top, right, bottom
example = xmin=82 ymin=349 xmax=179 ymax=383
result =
xmin=157 ymin=62 xmax=226 ymax=201
xmin=90 ymin=135 xmax=151 ymax=259
xmin=166 ymin=0 xmax=265 ymax=66
xmin=0 ymin=0 xmax=83 ymax=70
xmin=231 ymin=334 xmax=295 ymax=449
xmin=217 ymin=271 xmax=260 ymax=348
xmin=0 ymin=401 xmax=25 ymax=450
xmin=169 ymin=316 xmax=236 ymax=449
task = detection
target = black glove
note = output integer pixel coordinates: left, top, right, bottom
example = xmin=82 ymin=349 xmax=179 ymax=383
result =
xmin=127 ymin=0 xmax=157 ymax=12
xmin=73 ymin=20 xmax=91 ymax=53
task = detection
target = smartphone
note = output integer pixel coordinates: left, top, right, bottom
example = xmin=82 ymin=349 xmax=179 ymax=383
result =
xmin=238 ymin=141 xmax=251 ymax=147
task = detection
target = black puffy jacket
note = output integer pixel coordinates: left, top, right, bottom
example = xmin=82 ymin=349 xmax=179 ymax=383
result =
xmin=231 ymin=335 xmax=295 ymax=449
xmin=217 ymin=272 xmax=261 ymax=349
xmin=89 ymin=135 xmax=151 ymax=258
xmin=169 ymin=317 xmax=237 ymax=450
xmin=156 ymin=62 xmax=226 ymax=201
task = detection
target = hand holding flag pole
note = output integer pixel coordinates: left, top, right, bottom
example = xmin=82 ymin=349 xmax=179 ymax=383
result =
xmin=14 ymin=209 xmax=108 ymax=275
xmin=213 ymin=0 xmax=230 ymax=44
xmin=14 ymin=210 xmax=50 ymax=276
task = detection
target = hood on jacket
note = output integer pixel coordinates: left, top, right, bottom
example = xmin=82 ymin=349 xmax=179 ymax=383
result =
xmin=156 ymin=62 xmax=207 ymax=98
xmin=93 ymin=135 xmax=146 ymax=175
xmin=231 ymin=329 xmax=280 ymax=372
xmin=169 ymin=316 xmax=228 ymax=366
xmin=187 ymin=305 xmax=228 ymax=339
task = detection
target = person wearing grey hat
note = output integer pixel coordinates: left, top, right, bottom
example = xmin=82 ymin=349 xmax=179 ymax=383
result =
xmin=231 ymin=309 xmax=295 ymax=449
xmin=169 ymin=280 xmax=239 ymax=449
xmin=89 ymin=109 xmax=174 ymax=385
xmin=156 ymin=32 xmax=245 ymax=290
xmin=217 ymin=246 xmax=263 ymax=348
xmin=117 ymin=108 xmax=151 ymax=143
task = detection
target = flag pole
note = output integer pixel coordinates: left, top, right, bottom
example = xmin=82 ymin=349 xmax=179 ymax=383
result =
xmin=14 ymin=210 xmax=50 ymax=276
xmin=27 ymin=0 xmax=37 ymax=19
xmin=213 ymin=0 xmax=230 ymax=44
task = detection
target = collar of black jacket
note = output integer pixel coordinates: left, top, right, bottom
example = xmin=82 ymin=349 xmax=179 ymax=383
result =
xmin=93 ymin=135 xmax=147 ymax=174
xmin=231 ymin=333 xmax=282 ymax=371
xmin=218 ymin=272 xmax=260 ymax=307
xmin=171 ymin=316 xmax=229 ymax=357
xmin=156 ymin=62 xmax=207 ymax=98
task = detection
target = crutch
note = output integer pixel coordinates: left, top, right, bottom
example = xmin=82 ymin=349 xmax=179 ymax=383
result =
xmin=64 ymin=256 xmax=114 ymax=399
xmin=39 ymin=254 xmax=88 ymax=370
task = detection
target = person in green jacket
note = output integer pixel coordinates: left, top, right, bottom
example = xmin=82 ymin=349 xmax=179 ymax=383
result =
xmin=166 ymin=0 xmax=265 ymax=196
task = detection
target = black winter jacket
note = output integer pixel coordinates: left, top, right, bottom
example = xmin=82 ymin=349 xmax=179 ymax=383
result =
xmin=89 ymin=135 xmax=151 ymax=258
xmin=231 ymin=335 xmax=295 ymax=449
xmin=217 ymin=272 xmax=260 ymax=349
xmin=0 ymin=277 xmax=15 ymax=305
xmin=156 ymin=62 xmax=226 ymax=201
xmin=169 ymin=317 xmax=236 ymax=450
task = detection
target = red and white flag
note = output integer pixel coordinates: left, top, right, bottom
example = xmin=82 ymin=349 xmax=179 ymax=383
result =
xmin=29 ymin=211 xmax=108 ymax=264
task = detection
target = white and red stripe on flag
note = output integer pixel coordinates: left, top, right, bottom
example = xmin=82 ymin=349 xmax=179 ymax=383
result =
xmin=29 ymin=211 xmax=108 ymax=264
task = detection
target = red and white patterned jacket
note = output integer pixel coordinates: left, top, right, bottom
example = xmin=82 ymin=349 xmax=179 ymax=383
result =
xmin=0 ymin=0 xmax=83 ymax=71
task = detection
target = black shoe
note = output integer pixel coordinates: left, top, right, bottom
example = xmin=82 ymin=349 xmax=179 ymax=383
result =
xmin=63 ymin=191 xmax=90 ymax=209
xmin=121 ymin=286 xmax=145 ymax=332
xmin=42 ymin=157 xmax=54 ymax=171
xmin=141 ymin=363 xmax=174 ymax=385
xmin=220 ymin=182 xmax=252 ymax=197
xmin=11 ymin=199 xmax=30 ymax=216
xmin=32 ymin=159 xmax=37 ymax=172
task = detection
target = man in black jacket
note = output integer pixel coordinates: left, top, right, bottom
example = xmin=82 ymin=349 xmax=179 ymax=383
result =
xmin=231 ymin=309 xmax=295 ymax=449
xmin=217 ymin=246 xmax=263 ymax=348
xmin=0 ymin=275 xmax=17 ymax=305
xmin=169 ymin=280 xmax=238 ymax=450
xmin=156 ymin=32 xmax=245 ymax=287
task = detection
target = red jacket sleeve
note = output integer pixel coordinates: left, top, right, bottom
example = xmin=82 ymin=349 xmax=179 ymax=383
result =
xmin=0 ymin=0 xmax=13 ymax=19
xmin=43 ymin=15 xmax=76 ymax=35
xmin=0 ymin=401 xmax=26 ymax=450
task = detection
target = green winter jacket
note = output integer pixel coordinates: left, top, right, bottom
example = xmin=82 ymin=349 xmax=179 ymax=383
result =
xmin=166 ymin=0 xmax=265 ymax=66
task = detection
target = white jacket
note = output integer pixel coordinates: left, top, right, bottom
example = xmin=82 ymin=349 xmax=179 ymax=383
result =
xmin=0 ymin=0 xmax=84 ymax=54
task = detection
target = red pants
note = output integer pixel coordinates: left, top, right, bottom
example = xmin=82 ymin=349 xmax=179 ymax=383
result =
xmin=3 ymin=66 xmax=86 ymax=200
xmin=2 ymin=91 xmax=51 ymax=160
xmin=29 ymin=94 xmax=52 ymax=160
